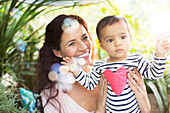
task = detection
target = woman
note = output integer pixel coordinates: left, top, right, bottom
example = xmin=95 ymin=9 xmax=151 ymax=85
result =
xmin=36 ymin=14 xmax=151 ymax=113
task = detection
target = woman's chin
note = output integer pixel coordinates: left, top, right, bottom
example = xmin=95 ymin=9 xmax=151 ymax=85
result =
xmin=84 ymin=59 xmax=91 ymax=65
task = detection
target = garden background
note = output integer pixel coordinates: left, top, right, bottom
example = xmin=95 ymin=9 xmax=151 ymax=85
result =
xmin=0 ymin=0 xmax=170 ymax=113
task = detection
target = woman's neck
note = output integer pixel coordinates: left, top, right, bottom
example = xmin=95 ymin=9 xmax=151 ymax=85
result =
xmin=66 ymin=64 xmax=97 ymax=111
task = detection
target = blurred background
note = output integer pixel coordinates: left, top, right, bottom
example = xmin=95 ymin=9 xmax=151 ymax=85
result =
xmin=0 ymin=0 xmax=170 ymax=112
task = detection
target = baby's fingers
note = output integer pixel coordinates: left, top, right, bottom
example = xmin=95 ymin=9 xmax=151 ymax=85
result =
xmin=61 ymin=61 xmax=68 ymax=65
xmin=61 ymin=57 xmax=74 ymax=66
xmin=63 ymin=57 xmax=72 ymax=63
xmin=161 ymin=39 xmax=170 ymax=50
xmin=165 ymin=42 xmax=170 ymax=49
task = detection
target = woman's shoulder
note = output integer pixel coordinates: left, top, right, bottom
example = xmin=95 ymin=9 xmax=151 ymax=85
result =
xmin=41 ymin=89 xmax=62 ymax=112
xmin=41 ymin=89 xmax=65 ymax=100
xmin=41 ymin=89 xmax=94 ymax=113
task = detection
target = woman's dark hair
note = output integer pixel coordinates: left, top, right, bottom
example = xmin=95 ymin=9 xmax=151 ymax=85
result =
xmin=96 ymin=15 xmax=131 ymax=42
xmin=35 ymin=14 xmax=91 ymax=112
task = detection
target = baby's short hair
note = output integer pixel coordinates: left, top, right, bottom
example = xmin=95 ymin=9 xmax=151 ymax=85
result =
xmin=96 ymin=15 xmax=131 ymax=41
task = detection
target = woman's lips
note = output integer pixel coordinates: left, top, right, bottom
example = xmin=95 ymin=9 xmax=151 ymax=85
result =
xmin=83 ymin=55 xmax=89 ymax=59
xmin=78 ymin=52 xmax=89 ymax=58
xmin=76 ymin=52 xmax=89 ymax=61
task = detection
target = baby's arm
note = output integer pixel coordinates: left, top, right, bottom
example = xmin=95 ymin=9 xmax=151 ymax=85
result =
xmin=137 ymin=38 xmax=169 ymax=79
xmin=155 ymin=38 xmax=170 ymax=57
xmin=137 ymin=53 xmax=166 ymax=80
xmin=62 ymin=57 xmax=101 ymax=90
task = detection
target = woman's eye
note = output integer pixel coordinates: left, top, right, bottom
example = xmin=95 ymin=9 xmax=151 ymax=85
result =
xmin=107 ymin=39 xmax=113 ymax=42
xmin=68 ymin=42 xmax=75 ymax=46
xmin=121 ymin=36 xmax=126 ymax=39
xmin=82 ymin=36 xmax=88 ymax=41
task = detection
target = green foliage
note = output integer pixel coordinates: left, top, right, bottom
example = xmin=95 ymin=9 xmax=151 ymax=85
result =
xmin=0 ymin=0 xmax=46 ymax=77
xmin=164 ymin=72 xmax=170 ymax=94
xmin=0 ymin=0 xmax=49 ymax=112
xmin=0 ymin=83 xmax=27 ymax=113
xmin=145 ymin=71 xmax=170 ymax=112
xmin=145 ymin=80 xmax=165 ymax=113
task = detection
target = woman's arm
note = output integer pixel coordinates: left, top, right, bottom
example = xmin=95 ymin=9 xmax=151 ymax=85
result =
xmin=128 ymin=68 xmax=151 ymax=113
xmin=95 ymin=74 xmax=108 ymax=113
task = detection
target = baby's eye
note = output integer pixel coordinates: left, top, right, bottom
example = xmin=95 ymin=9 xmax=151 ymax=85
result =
xmin=107 ymin=39 xmax=113 ymax=42
xmin=68 ymin=42 xmax=75 ymax=46
xmin=121 ymin=36 xmax=126 ymax=39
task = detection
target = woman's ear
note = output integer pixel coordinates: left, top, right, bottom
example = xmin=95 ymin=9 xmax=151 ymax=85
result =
xmin=52 ymin=49 xmax=62 ymax=58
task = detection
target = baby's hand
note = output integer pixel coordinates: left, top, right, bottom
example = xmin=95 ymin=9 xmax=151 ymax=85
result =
xmin=61 ymin=57 xmax=80 ymax=73
xmin=155 ymin=38 xmax=170 ymax=58
xmin=61 ymin=57 xmax=73 ymax=66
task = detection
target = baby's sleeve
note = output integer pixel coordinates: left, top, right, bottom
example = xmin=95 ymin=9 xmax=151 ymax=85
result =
xmin=75 ymin=62 xmax=102 ymax=90
xmin=137 ymin=53 xmax=166 ymax=80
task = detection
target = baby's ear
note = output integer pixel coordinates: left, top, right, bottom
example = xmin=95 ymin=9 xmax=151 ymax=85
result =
xmin=52 ymin=49 xmax=62 ymax=58
xmin=129 ymin=34 xmax=132 ymax=42
xmin=99 ymin=42 xmax=105 ymax=50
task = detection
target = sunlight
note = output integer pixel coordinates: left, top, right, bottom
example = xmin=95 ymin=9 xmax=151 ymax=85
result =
xmin=148 ymin=10 xmax=170 ymax=37
xmin=114 ymin=0 xmax=170 ymax=39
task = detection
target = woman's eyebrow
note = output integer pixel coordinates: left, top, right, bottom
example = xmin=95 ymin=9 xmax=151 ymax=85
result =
xmin=82 ymin=34 xmax=87 ymax=37
xmin=66 ymin=39 xmax=75 ymax=45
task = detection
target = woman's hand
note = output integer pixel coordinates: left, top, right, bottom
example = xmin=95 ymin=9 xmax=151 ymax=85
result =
xmin=95 ymin=74 xmax=108 ymax=113
xmin=128 ymin=68 xmax=151 ymax=113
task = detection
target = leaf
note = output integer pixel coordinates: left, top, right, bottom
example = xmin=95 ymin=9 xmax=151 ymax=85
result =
xmin=25 ymin=24 xmax=45 ymax=41
xmin=164 ymin=73 xmax=170 ymax=84
xmin=145 ymin=81 xmax=164 ymax=113
xmin=156 ymin=78 xmax=168 ymax=112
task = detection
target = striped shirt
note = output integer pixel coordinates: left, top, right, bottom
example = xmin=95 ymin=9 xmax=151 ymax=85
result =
xmin=75 ymin=53 xmax=166 ymax=113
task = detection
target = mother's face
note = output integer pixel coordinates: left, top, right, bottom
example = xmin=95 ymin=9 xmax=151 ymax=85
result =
xmin=57 ymin=24 xmax=92 ymax=65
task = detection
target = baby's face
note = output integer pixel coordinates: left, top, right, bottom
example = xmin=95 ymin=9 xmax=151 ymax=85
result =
xmin=99 ymin=20 xmax=131 ymax=62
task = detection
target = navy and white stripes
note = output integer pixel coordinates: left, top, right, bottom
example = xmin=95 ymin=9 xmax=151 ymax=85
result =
xmin=75 ymin=53 xmax=166 ymax=113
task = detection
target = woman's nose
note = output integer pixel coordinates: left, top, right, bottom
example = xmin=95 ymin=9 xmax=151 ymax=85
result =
xmin=78 ymin=41 xmax=87 ymax=51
